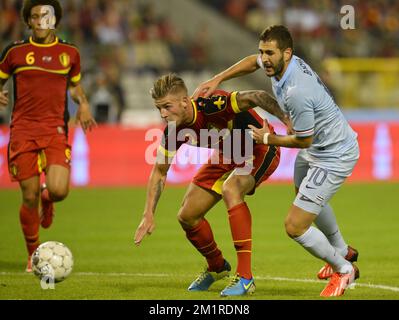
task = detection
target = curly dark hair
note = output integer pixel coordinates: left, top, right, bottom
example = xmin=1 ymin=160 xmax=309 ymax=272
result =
xmin=22 ymin=0 xmax=63 ymax=28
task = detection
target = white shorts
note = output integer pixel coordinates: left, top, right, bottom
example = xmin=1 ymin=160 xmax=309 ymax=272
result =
xmin=293 ymin=146 xmax=359 ymax=214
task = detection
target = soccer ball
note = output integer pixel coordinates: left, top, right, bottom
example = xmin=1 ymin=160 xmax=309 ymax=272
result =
xmin=31 ymin=241 xmax=74 ymax=283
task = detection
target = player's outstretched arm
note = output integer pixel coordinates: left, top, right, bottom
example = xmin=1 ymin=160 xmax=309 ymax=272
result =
xmin=134 ymin=161 xmax=171 ymax=246
xmin=236 ymin=90 xmax=293 ymax=132
xmin=0 ymin=79 xmax=9 ymax=108
xmin=69 ymin=83 xmax=97 ymax=133
xmin=248 ymin=120 xmax=313 ymax=149
xmin=192 ymin=55 xmax=259 ymax=100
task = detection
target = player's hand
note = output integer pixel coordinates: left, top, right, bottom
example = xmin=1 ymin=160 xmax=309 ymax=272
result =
xmin=134 ymin=214 xmax=155 ymax=246
xmin=248 ymin=120 xmax=271 ymax=144
xmin=76 ymin=102 xmax=97 ymax=133
xmin=0 ymin=90 xmax=9 ymax=108
xmin=191 ymin=77 xmax=221 ymax=100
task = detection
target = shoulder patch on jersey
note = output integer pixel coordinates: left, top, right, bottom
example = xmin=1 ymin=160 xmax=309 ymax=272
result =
xmin=58 ymin=39 xmax=78 ymax=49
xmin=0 ymin=39 xmax=29 ymax=62
xmin=14 ymin=39 xmax=28 ymax=45
xmin=197 ymin=95 xmax=228 ymax=115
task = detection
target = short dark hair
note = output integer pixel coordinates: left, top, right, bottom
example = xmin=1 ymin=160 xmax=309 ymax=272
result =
xmin=22 ymin=0 xmax=63 ymax=28
xmin=259 ymin=25 xmax=293 ymax=51
xmin=150 ymin=73 xmax=188 ymax=100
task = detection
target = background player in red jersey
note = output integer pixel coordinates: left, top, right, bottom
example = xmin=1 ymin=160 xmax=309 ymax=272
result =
xmin=134 ymin=73 xmax=290 ymax=296
xmin=0 ymin=0 xmax=96 ymax=272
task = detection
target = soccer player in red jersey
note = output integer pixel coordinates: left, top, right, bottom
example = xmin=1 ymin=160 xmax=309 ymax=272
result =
xmin=0 ymin=0 xmax=96 ymax=272
xmin=134 ymin=73 xmax=290 ymax=296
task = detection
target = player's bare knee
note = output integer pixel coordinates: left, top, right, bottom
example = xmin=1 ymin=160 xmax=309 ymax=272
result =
xmin=221 ymin=179 xmax=243 ymax=206
xmin=177 ymin=207 xmax=199 ymax=228
xmin=176 ymin=210 xmax=186 ymax=225
xmin=22 ymin=190 xmax=40 ymax=208
xmin=177 ymin=199 xmax=191 ymax=225
xmin=48 ymin=187 xmax=69 ymax=202
xmin=284 ymin=217 xmax=302 ymax=238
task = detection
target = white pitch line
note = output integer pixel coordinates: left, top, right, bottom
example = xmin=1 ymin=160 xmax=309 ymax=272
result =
xmin=256 ymin=275 xmax=399 ymax=292
xmin=1 ymin=271 xmax=399 ymax=293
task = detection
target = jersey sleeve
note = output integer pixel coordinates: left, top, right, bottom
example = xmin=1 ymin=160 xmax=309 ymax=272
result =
xmin=286 ymin=89 xmax=315 ymax=137
xmin=0 ymin=45 xmax=13 ymax=80
xmin=196 ymin=90 xmax=241 ymax=116
xmin=69 ymin=48 xmax=81 ymax=84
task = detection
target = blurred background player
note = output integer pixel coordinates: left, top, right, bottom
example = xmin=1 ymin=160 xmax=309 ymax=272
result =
xmin=0 ymin=0 xmax=96 ymax=272
xmin=134 ymin=73 xmax=290 ymax=296
xmin=193 ymin=25 xmax=359 ymax=297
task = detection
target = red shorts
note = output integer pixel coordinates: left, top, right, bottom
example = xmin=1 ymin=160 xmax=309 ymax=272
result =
xmin=8 ymin=134 xmax=71 ymax=182
xmin=193 ymin=144 xmax=280 ymax=195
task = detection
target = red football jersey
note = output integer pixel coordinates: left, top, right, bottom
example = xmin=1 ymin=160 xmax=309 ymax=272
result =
xmin=159 ymin=90 xmax=275 ymax=159
xmin=0 ymin=37 xmax=81 ymax=139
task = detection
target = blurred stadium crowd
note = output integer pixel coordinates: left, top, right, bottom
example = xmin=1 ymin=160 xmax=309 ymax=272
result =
xmin=1 ymin=0 xmax=398 ymax=123
xmin=205 ymin=0 xmax=399 ymax=61
xmin=0 ymin=0 xmax=210 ymax=123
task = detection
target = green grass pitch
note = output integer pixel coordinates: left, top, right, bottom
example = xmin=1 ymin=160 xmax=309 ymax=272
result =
xmin=0 ymin=183 xmax=398 ymax=300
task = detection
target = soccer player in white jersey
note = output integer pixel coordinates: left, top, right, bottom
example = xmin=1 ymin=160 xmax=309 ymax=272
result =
xmin=193 ymin=25 xmax=360 ymax=297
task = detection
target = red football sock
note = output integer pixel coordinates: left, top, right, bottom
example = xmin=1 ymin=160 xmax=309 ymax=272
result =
xmin=184 ymin=219 xmax=225 ymax=272
xmin=19 ymin=205 xmax=40 ymax=256
xmin=228 ymin=202 xmax=252 ymax=279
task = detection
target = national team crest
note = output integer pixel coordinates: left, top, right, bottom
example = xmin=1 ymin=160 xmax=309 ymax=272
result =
xmin=59 ymin=53 xmax=70 ymax=67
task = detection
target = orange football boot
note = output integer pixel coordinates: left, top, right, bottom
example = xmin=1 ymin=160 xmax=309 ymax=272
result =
xmin=320 ymin=264 xmax=359 ymax=297
xmin=317 ymin=246 xmax=358 ymax=280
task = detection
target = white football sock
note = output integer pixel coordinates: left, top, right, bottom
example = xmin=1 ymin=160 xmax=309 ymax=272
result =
xmin=294 ymin=226 xmax=353 ymax=274
xmin=314 ymin=204 xmax=348 ymax=257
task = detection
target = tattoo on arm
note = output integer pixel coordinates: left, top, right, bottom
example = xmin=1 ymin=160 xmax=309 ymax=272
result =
xmin=151 ymin=179 xmax=165 ymax=212
xmin=237 ymin=90 xmax=288 ymax=125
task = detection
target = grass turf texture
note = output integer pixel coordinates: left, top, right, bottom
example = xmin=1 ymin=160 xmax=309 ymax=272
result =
xmin=0 ymin=183 xmax=398 ymax=300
